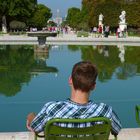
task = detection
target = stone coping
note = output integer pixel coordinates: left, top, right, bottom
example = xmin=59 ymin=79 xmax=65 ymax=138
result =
xmin=0 ymin=34 xmax=140 ymax=46
xmin=0 ymin=128 xmax=140 ymax=140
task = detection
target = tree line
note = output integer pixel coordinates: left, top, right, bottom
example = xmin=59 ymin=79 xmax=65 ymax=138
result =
xmin=66 ymin=0 xmax=140 ymax=31
xmin=0 ymin=0 xmax=52 ymax=33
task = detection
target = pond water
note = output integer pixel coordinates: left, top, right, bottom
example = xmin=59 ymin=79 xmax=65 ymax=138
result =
xmin=0 ymin=44 xmax=140 ymax=132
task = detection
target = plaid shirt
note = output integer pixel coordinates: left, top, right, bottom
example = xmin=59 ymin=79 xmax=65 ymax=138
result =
xmin=30 ymin=99 xmax=121 ymax=135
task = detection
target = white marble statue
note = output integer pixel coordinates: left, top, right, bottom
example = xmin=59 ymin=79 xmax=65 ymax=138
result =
xmin=119 ymin=11 xmax=126 ymax=24
xmin=99 ymin=13 xmax=104 ymax=21
xmin=2 ymin=16 xmax=7 ymax=33
xmin=98 ymin=13 xmax=104 ymax=34
xmin=119 ymin=11 xmax=127 ymax=32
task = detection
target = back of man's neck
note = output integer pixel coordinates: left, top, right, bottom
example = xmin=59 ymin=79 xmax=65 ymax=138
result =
xmin=70 ymin=90 xmax=89 ymax=104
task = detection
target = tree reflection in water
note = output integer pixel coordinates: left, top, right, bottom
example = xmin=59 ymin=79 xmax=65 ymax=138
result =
xmin=68 ymin=45 xmax=140 ymax=82
xmin=0 ymin=45 xmax=58 ymax=97
xmin=116 ymin=64 xmax=137 ymax=80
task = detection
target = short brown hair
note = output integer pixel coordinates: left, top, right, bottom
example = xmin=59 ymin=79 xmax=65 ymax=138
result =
xmin=71 ymin=61 xmax=98 ymax=92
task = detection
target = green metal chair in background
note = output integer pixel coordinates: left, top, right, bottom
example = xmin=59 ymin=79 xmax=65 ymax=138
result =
xmin=35 ymin=117 xmax=112 ymax=140
xmin=135 ymin=105 xmax=140 ymax=126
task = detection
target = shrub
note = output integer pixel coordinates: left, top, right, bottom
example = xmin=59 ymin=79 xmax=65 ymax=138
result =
xmin=10 ymin=20 xmax=26 ymax=31
xmin=77 ymin=31 xmax=89 ymax=37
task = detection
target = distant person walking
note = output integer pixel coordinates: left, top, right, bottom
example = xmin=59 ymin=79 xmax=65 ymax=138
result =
xmin=104 ymin=26 xmax=110 ymax=38
xmin=93 ymin=27 xmax=97 ymax=37
xmin=116 ymin=27 xmax=121 ymax=38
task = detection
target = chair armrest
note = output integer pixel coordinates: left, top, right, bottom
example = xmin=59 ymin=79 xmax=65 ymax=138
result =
xmin=34 ymin=132 xmax=45 ymax=140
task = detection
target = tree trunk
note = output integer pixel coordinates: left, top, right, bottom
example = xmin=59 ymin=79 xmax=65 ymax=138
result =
xmin=2 ymin=15 xmax=7 ymax=33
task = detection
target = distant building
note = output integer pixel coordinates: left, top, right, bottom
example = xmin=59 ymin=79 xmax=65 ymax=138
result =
xmin=54 ymin=17 xmax=62 ymax=26
xmin=53 ymin=9 xmax=63 ymax=26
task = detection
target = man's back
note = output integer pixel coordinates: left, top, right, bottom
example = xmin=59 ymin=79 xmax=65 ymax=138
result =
xmin=30 ymin=99 xmax=121 ymax=135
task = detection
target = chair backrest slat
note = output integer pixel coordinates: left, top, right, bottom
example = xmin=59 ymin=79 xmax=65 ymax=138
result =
xmin=48 ymin=124 xmax=109 ymax=135
xmin=44 ymin=117 xmax=111 ymax=140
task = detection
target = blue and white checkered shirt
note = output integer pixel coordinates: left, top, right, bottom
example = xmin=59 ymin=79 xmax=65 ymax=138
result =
xmin=30 ymin=99 xmax=121 ymax=135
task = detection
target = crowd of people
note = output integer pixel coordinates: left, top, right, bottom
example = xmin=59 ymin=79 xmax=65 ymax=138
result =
xmin=116 ymin=27 xmax=127 ymax=38
xmin=30 ymin=24 xmax=127 ymax=38
xmin=91 ymin=25 xmax=128 ymax=38
xmin=91 ymin=25 xmax=110 ymax=38
xmin=30 ymin=26 xmax=70 ymax=35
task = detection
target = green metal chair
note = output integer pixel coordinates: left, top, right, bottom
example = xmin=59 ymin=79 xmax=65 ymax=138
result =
xmin=35 ymin=117 xmax=112 ymax=140
xmin=135 ymin=105 xmax=140 ymax=126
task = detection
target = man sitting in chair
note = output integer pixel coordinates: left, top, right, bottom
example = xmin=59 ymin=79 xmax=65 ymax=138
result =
xmin=26 ymin=61 xmax=121 ymax=136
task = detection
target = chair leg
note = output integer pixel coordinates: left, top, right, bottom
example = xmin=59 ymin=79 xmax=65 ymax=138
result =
xmin=135 ymin=105 xmax=140 ymax=126
xmin=34 ymin=134 xmax=37 ymax=140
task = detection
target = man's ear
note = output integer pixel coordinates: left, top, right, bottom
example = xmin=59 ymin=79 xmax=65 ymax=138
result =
xmin=68 ymin=76 xmax=72 ymax=86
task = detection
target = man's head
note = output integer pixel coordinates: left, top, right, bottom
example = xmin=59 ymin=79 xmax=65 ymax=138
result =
xmin=71 ymin=61 xmax=98 ymax=93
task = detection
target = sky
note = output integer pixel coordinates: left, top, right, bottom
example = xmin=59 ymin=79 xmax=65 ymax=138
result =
xmin=38 ymin=0 xmax=82 ymax=17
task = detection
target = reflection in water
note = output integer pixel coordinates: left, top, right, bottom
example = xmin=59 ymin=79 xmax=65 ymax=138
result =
xmin=1 ymin=44 xmax=140 ymax=96
xmin=117 ymin=44 xmax=125 ymax=63
xmin=51 ymin=45 xmax=59 ymax=49
xmin=79 ymin=45 xmax=120 ymax=82
xmin=116 ymin=64 xmax=137 ymax=79
xmin=97 ymin=45 xmax=109 ymax=57
xmin=67 ymin=45 xmax=140 ymax=82
xmin=34 ymin=45 xmax=49 ymax=62
xmin=97 ymin=45 xmax=103 ymax=54
xmin=34 ymin=45 xmax=49 ymax=53
xmin=0 ymin=45 xmax=58 ymax=97
xmin=104 ymin=46 xmax=109 ymax=57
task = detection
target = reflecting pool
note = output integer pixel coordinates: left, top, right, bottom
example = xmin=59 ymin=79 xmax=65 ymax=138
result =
xmin=0 ymin=44 xmax=140 ymax=132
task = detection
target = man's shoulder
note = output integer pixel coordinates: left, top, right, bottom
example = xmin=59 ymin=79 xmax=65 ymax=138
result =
xmin=97 ymin=102 xmax=112 ymax=110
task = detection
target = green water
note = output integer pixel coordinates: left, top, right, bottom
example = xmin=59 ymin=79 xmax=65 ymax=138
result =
xmin=0 ymin=45 xmax=140 ymax=132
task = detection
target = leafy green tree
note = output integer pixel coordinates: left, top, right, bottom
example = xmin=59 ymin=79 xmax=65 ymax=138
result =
xmin=94 ymin=1 xmax=121 ymax=27
xmin=28 ymin=4 xmax=52 ymax=29
xmin=0 ymin=0 xmax=37 ymax=33
xmin=122 ymin=2 xmax=140 ymax=27
xmin=71 ymin=0 xmax=140 ymax=30
xmin=66 ymin=7 xmax=81 ymax=29
xmin=61 ymin=20 xmax=68 ymax=28
xmin=81 ymin=0 xmax=107 ymax=27
xmin=79 ymin=4 xmax=89 ymax=30
xmin=94 ymin=0 xmax=140 ymax=28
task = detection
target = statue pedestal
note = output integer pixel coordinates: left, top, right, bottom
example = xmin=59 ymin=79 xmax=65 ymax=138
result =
xmin=119 ymin=23 xmax=127 ymax=32
xmin=99 ymin=20 xmax=103 ymax=26
xmin=2 ymin=24 xmax=7 ymax=33
xmin=99 ymin=20 xmax=104 ymax=33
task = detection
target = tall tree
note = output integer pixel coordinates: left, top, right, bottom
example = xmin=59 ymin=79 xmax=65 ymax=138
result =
xmin=122 ymin=2 xmax=140 ymax=27
xmin=66 ymin=7 xmax=81 ymax=29
xmin=81 ymin=0 xmax=140 ymax=28
xmin=0 ymin=0 xmax=10 ymax=33
xmin=0 ymin=0 xmax=37 ymax=33
xmin=28 ymin=4 xmax=52 ymax=29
